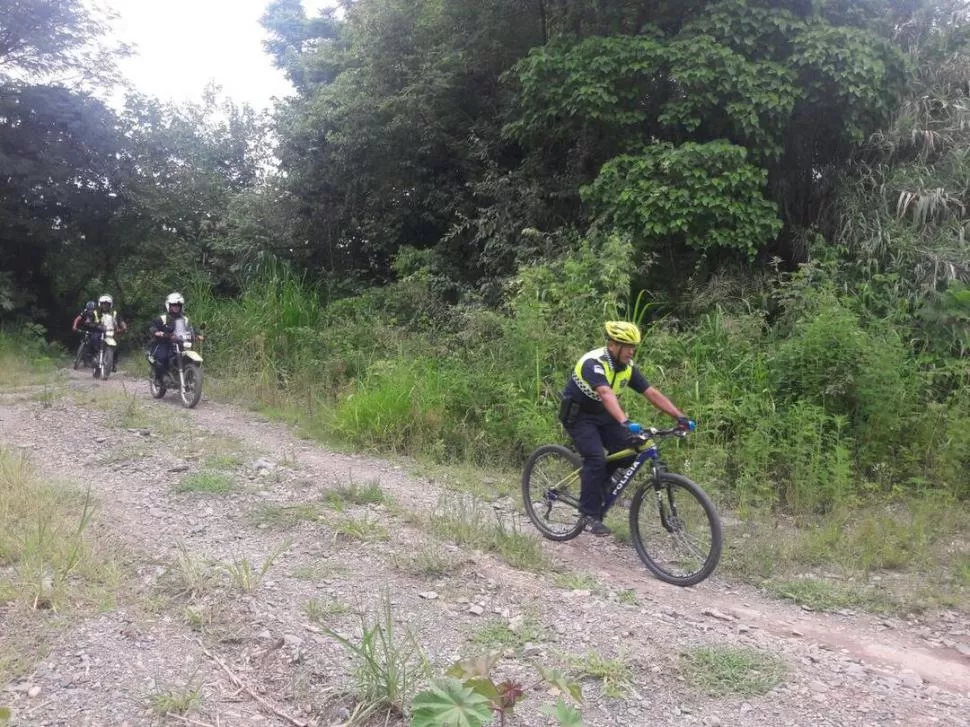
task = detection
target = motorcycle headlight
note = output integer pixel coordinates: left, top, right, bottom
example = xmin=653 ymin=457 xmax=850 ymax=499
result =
xmin=183 ymin=341 xmax=193 ymax=349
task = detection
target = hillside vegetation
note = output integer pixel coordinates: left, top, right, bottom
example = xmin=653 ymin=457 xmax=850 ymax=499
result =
xmin=2 ymin=0 xmax=970 ymax=597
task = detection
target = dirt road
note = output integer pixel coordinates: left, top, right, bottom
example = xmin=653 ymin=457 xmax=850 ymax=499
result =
xmin=1 ymin=367 xmax=968 ymax=726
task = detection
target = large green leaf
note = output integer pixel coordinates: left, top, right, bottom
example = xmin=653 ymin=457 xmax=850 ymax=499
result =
xmin=540 ymin=699 xmax=584 ymax=727
xmin=446 ymin=652 xmax=501 ymax=681
xmin=411 ymin=678 xmax=495 ymax=727
xmin=535 ymin=664 xmax=584 ymax=704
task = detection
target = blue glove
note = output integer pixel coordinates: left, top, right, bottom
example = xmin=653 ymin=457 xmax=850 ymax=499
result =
xmin=677 ymin=416 xmax=696 ymax=432
xmin=623 ymin=420 xmax=642 ymax=434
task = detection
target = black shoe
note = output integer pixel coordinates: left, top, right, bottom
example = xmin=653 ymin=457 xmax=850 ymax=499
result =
xmin=583 ymin=515 xmax=612 ymax=537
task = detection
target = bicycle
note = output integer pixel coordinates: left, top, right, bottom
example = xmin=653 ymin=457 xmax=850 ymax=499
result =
xmin=521 ymin=426 xmax=722 ymax=586
xmin=73 ymin=329 xmax=93 ymax=370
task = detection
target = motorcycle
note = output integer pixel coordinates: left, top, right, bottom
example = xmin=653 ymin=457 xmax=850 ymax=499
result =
xmin=148 ymin=325 xmax=205 ymax=408
xmin=93 ymin=314 xmax=118 ymax=380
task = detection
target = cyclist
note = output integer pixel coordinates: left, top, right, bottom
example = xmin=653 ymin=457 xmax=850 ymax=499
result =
xmin=559 ymin=321 xmax=692 ymax=536
xmin=71 ymin=301 xmax=99 ymax=363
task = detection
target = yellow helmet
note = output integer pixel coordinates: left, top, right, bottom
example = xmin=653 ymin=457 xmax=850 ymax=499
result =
xmin=604 ymin=321 xmax=641 ymax=345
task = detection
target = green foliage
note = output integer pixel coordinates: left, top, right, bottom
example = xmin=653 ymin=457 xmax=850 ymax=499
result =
xmin=174 ymin=471 xmax=236 ymax=495
xmin=764 ymin=578 xmax=897 ymax=613
xmin=657 ymin=35 xmax=799 ymax=160
xmin=0 ymin=448 xmax=118 ymax=639
xmin=321 ymin=593 xmax=428 ymax=724
xmin=680 ymin=646 xmax=786 ymax=696
xmin=568 ymin=652 xmax=632 ymax=698
xmin=790 ymin=24 xmax=907 ymax=144
xmin=412 ymin=654 xmax=583 ymax=726
xmin=0 ymin=0 xmax=125 ymax=80
xmin=582 ymin=141 xmax=782 ymax=257
xmin=502 ymin=36 xmax=663 ymax=145
xmin=411 ymin=679 xmax=494 ymax=727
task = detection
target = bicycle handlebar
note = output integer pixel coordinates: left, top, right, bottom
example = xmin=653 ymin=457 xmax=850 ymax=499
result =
xmin=636 ymin=426 xmax=690 ymax=441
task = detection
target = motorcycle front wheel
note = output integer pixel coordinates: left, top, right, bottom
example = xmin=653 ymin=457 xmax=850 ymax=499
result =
xmin=100 ymin=348 xmax=114 ymax=380
xmin=149 ymin=372 xmax=166 ymax=399
xmin=180 ymin=362 xmax=203 ymax=408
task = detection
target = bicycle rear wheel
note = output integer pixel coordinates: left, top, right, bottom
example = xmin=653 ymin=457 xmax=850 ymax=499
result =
xmin=629 ymin=473 xmax=722 ymax=586
xmin=521 ymin=445 xmax=585 ymax=541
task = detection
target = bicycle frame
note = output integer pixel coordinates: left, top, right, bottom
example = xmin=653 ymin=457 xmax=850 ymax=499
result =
xmin=541 ymin=429 xmax=684 ymax=515
xmin=602 ymin=436 xmax=664 ymax=513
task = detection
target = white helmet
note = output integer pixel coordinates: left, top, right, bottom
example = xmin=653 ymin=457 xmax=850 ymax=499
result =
xmin=98 ymin=294 xmax=113 ymax=306
xmin=165 ymin=292 xmax=185 ymax=310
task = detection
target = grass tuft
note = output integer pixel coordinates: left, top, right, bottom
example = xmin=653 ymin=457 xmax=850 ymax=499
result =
xmin=0 ymin=449 xmax=114 ymax=613
xmin=321 ymin=592 xmax=428 ymax=724
xmin=175 ymin=470 xmax=237 ymax=494
xmin=251 ymin=503 xmax=321 ymax=529
xmin=680 ymin=646 xmax=786 ymax=696
xmin=426 ymin=495 xmax=548 ymax=572
xmin=391 ymin=543 xmax=464 ymax=579
xmin=764 ymin=577 xmax=897 ymax=614
xmin=219 ymin=540 xmax=290 ymax=593
xmin=554 ymin=572 xmax=600 ymax=592
xmin=305 ymin=597 xmax=353 ymax=622
xmin=149 ymin=674 xmax=204 ymax=716
xmin=569 ymin=652 xmax=633 ymax=699
xmin=323 ymin=480 xmax=389 ymax=511
xmin=471 ymin=617 xmax=544 ymax=652
xmin=333 ymin=515 xmax=389 ymax=542
xmin=162 ymin=543 xmax=216 ymax=601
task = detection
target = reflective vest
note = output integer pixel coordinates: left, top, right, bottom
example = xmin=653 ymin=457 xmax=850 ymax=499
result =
xmin=159 ymin=314 xmax=189 ymax=326
xmin=95 ymin=310 xmax=120 ymax=323
xmin=570 ymin=347 xmax=632 ymax=401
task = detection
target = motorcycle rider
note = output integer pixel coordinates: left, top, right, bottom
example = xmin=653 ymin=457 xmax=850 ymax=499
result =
xmin=72 ymin=301 xmax=99 ymax=363
xmin=95 ymin=294 xmax=127 ymax=372
xmin=149 ymin=292 xmax=193 ymax=384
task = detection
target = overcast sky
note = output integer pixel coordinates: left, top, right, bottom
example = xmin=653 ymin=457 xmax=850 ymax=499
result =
xmin=98 ymin=0 xmax=299 ymax=109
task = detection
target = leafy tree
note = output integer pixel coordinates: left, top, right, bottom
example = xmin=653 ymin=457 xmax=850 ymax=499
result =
xmin=267 ymin=0 xmax=544 ymax=282
xmin=0 ymin=0 xmax=128 ymax=85
xmin=582 ymin=141 xmax=783 ymax=258
xmin=0 ymin=83 xmax=124 ymax=322
xmin=500 ymin=0 xmax=907 ymax=277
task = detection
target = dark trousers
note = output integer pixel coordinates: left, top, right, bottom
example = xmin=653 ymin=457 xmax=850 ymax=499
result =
xmin=151 ymin=342 xmax=174 ymax=377
xmin=85 ymin=330 xmax=101 ymax=357
xmin=566 ymin=411 xmax=631 ymax=517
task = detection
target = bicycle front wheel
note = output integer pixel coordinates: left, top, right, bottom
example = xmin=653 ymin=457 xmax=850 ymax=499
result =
xmin=629 ymin=473 xmax=722 ymax=586
xmin=521 ymin=445 xmax=585 ymax=542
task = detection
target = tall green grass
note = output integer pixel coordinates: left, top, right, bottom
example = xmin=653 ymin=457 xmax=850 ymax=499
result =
xmin=0 ymin=328 xmax=62 ymax=388
xmin=186 ymin=241 xmax=970 ymax=515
